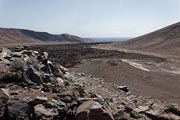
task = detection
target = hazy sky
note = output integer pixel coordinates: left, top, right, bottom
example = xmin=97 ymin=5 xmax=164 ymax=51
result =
xmin=0 ymin=0 xmax=179 ymax=37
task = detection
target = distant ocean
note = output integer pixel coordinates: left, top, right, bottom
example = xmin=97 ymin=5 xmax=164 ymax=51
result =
xmin=90 ymin=37 xmax=131 ymax=42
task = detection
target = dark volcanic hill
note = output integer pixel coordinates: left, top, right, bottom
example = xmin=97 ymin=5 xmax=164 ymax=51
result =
xmin=112 ymin=22 xmax=180 ymax=56
xmin=0 ymin=28 xmax=90 ymax=45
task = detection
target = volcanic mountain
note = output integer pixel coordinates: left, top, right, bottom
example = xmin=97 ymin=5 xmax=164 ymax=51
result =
xmin=0 ymin=28 xmax=91 ymax=45
xmin=111 ymin=22 xmax=180 ymax=56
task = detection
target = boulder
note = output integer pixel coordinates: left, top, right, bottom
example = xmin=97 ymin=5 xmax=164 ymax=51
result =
xmin=59 ymin=65 xmax=68 ymax=73
xmin=34 ymin=104 xmax=59 ymax=120
xmin=57 ymin=89 xmax=83 ymax=103
xmin=124 ymin=106 xmax=133 ymax=113
xmin=59 ymin=95 xmax=72 ymax=103
xmin=75 ymin=100 xmax=114 ymax=120
xmin=43 ymin=99 xmax=66 ymax=109
xmin=144 ymin=110 xmax=164 ymax=120
xmin=1 ymin=48 xmax=11 ymax=60
xmin=1 ymin=48 xmax=11 ymax=53
xmin=21 ymin=70 xmax=39 ymax=87
xmin=10 ymin=52 xmax=22 ymax=58
xmin=51 ymin=64 xmax=65 ymax=77
xmin=113 ymin=111 xmax=132 ymax=120
xmin=134 ymin=106 xmax=150 ymax=113
xmin=4 ymin=54 xmax=12 ymax=60
xmin=164 ymin=104 xmax=180 ymax=116
xmin=117 ymin=86 xmax=129 ymax=92
xmin=15 ymin=46 xmax=25 ymax=52
xmin=10 ymin=91 xmax=20 ymax=96
xmin=2 ymin=59 xmax=11 ymax=65
xmin=0 ymin=97 xmax=8 ymax=119
xmin=43 ymin=74 xmax=57 ymax=83
xmin=57 ymin=77 xmax=64 ymax=86
xmin=0 ymin=88 xmax=10 ymax=97
xmin=29 ymin=96 xmax=48 ymax=106
xmin=26 ymin=65 xmax=43 ymax=85
xmin=130 ymin=110 xmax=141 ymax=118
xmin=7 ymin=99 xmax=30 ymax=120
xmin=58 ymin=90 xmax=75 ymax=99
xmin=41 ymin=52 xmax=48 ymax=60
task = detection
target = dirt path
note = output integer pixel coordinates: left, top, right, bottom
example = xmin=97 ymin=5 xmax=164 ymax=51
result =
xmin=121 ymin=59 xmax=150 ymax=72
xmin=121 ymin=59 xmax=180 ymax=75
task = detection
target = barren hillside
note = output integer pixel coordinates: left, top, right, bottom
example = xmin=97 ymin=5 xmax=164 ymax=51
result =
xmin=0 ymin=28 xmax=90 ymax=45
xmin=111 ymin=22 xmax=180 ymax=56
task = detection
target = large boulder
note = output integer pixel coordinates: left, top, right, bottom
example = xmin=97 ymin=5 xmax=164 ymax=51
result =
xmin=26 ymin=65 xmax=43 ymax=85
xmin=75 ymin=100 xmax=114 ymax=120
xmin=7 ymin=99 xmax=31 ymax=120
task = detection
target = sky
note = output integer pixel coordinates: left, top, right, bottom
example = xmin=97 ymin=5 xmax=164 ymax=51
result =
xmin=0 ymin=0 xmax=179 ymax=37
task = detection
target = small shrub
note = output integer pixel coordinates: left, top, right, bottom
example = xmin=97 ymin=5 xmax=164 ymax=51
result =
xmin=0 ymin=63 xmax=10 ymax=78
xmin=10 ymin=59 xmax=26 ymax=72
xmin=26 ymin=57 xmax=37 ymax=65
xmin=107 ymin=59 xmax=121 ymax=66
xmin=26 ymin=57 xmax=41 ymax=70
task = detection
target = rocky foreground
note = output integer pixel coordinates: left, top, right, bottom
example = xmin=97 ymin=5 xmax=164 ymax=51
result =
xmin=0 ymin=46 xmax=180 ymax=120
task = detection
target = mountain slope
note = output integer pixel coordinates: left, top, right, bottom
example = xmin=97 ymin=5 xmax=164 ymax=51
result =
xmin=112 ymin=22 xmax=180 ymax=56
xmin=0 ymin=28 xmax=90 ymax=45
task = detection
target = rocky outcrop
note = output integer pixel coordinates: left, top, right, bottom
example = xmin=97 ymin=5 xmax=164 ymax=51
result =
xmin=0 ymin=46 xmax=180 ymax=120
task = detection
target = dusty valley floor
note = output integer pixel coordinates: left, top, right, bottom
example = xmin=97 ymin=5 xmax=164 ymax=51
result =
xmin=25 ymin=43 xmax=180 ymax=104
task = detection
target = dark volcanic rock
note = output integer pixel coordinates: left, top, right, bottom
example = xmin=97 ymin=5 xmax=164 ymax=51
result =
xmin=26 ymin=65 xmax=43 ymax=85
xmin=117 ymin=86 xmax=129 ymax=92
xmin=164 ymin=104 xmax=180 ymax=116
xmin=0 ymin=97 xmax=8 ymax=119
xmin=7 ymin=99 xmax=30 ymax=120
xmin=29 ymin=97 xmax=48 ymax=106
xmin=113 ymin=111 xmax=132 ymax=120
xmin=76 ymin=100 xmax=114 ymax=120
xmin=130 ymin=110 xmax=141 ymax=118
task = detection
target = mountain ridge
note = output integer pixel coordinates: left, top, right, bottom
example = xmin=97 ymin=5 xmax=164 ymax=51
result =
xmin=0 ymin=27 xmax=91 ymax=44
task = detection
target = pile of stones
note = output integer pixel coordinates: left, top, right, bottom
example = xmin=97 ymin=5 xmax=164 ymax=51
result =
xmin=0 ymin=46 xmax=114 ymax=120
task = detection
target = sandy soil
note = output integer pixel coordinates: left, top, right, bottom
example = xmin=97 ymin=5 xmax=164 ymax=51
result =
xmin=70 ymin=58 xmax=180 ymax=104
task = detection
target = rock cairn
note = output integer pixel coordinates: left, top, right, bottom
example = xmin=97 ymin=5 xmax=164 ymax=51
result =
xmin=0 ymin=46 xmax=179 ymax=120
